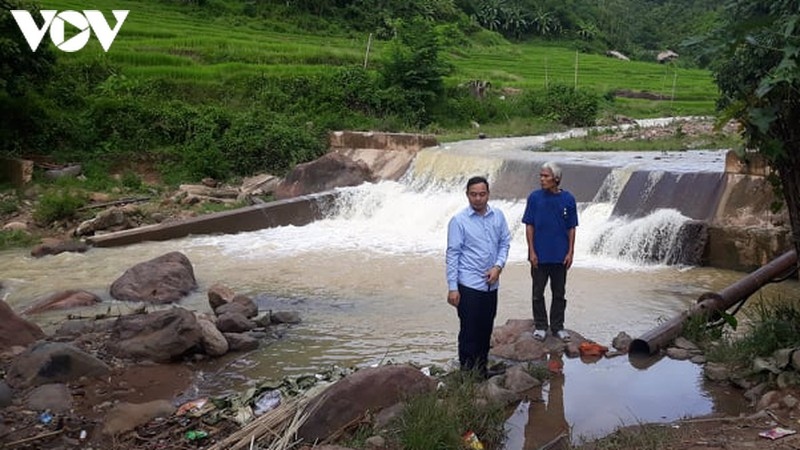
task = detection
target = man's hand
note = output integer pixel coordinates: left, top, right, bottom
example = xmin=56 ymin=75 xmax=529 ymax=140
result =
xmin=486 ymin=265 xmax=502 ymax=285
xmin=529 ymin=249 xmax=539 ymax=269
xmin=447 ymin=290 xmax=460 ymax=307
xmin=564 ymin=252 xmax=573 ymax=269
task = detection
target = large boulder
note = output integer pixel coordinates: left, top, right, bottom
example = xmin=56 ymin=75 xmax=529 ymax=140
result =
xmin=108 ymin=308 xmax=203 ymax=362
xmin=298 ymin=365 xmax=436 ymax=442
xmin=22 ymin=289 xmax=102 ymax=315
xmin=5 ymin=342 xmax=110 ymax=389
xmin=0 ymin=299 xmax=45 ymax=351
xmin=274 ymin=152 xmax=374 ymax=200
xmin=110 ymin=252 xmax=197 ymax=304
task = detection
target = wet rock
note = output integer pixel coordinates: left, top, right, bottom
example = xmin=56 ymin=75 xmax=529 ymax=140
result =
xmin=109 ymin=308 xmax=203 ymax=362
xmin=612 ymin=332 xmax=633 ymax=353
xmin=0 ymin=381 xmax=12 ymax=408
xmin=666 ymin=347 xmax=692 ymax=360
xmin=30 ymin=239 xmax=89 ymax=258
xmin=503 ymin=365 xmax=542 ymax=392
xmin=0 ymin=299 xmax=45 ymax=350
xmin=298 ymin=365 xmax=435 ymax=443
xmin=672 ymin=337 xmax=700 ymax=351
xmin=54 ymin=318 xmax=115 ymax=337
xmin=274 ymin=152 xmax=374 ymax=200
xmin=224 ymin=332 xmax=259 ymax=352
xmin=207 ymin=282 xmax=236 ymax=311
xmin=26 ymin=383 xmax=72 ymax=413
xmin=110 ymin=251 xmax=197 ymax=304
xmin=6 ymin=342 xmax=110 ymax=389
xmin=479 ymin=379 xmax=520 ymax=406
xmin=215 ymin=295 xmax=258 ymax=318
xmin=103 ymin=400 xmax=175 ymax=436
xmin=22 ymin=289 xmax=102 ymax=315
xmin=197 ymin=317 xmax=228 ymax=357
xmin=254 ymin=312 xmax=272 ymax=328
xmin=703 ymin=362 xmax=729 ymax=382
xmin=271 ymin=311 xmax=301 ymax=324
xmin=690 ymin=355 xmax=707 ymax=365
xmin=216 ymin=312 xmax=256 ymax=333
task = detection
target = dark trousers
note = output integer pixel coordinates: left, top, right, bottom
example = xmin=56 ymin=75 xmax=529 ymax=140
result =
xmin=532 ymin=263 xmax=567 ymax=333
xmin=457 ymin=284 xmax=498 ymax=376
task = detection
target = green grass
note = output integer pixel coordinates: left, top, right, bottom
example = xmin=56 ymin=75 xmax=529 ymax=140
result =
xmin=38 ymin=0 xmax=718 ymax=123
xmin=705 ymin=296 xmax=800 ymax=368
xmin=572 ymin=423 xmax=679 ymax=450
xmin=0 ymin=229 xmax=38 ymax=250
xmin=388 ymin=371 xmax=506 ymax=450
xmin=545 ymin=130 xmax=740 ymax=152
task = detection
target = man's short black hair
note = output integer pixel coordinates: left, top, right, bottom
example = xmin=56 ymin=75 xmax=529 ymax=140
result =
xmin=466 ymin=176 xmax=489 ymax=191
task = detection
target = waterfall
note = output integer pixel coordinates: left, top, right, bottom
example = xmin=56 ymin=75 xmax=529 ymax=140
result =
xmin=301 ymin=150 xmax=703 ymax=269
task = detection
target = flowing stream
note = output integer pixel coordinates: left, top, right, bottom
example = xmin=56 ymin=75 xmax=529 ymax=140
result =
xmin=1 ymin=131 xmax=797 ymax=445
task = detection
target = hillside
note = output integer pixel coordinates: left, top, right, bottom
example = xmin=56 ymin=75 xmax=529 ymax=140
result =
xmin=2 ymin=0 xmax=720 ymax=182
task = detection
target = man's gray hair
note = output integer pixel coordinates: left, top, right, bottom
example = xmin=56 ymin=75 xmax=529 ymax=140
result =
xmin=542 ymin=161 xmax=562 ymax=184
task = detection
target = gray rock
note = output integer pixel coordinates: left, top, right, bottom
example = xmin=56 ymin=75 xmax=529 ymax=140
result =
xmin=666 ymin=347 xmax=691 ymax=360
xmin=0 ymin=381 xmax=12 ymax=408
xmin=109 ymin=308 xmax=203 ymax=362
xmin=109 ymin=252 xmax=197 ymax=304
xmin=197 ymin=318 xmax=228 ymax=357
xmin=216 ymin=312 xmax=256 ymax=333
xmin=6 ymin=342 xmax=110 ymax=389
xmin=224 ymin=333 xmax=259 ymax=352
xmin=703 ymin=362 xmax=730 ymax=382
xmin=26 ymin=383 xmax=72 ymax=413
xmin=504 ymin=365 xmax=542 ymax=393
xmin=271 ymin=311 xmax=301 ymax=324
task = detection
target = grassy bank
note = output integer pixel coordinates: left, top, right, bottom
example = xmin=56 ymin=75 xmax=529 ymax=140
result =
xmin=2 ymin=0 xmax=720 ymax=185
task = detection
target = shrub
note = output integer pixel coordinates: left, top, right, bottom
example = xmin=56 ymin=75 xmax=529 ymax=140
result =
xmin=33 ymin=190 xmax=87 ymax=225
xmin=0 ymin=229 xmax=37 ymax=250
xmin=523 ymin=84 xmax=601 ymax=127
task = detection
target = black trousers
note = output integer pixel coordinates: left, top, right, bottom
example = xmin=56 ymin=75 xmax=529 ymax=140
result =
xmin=457 ymin=284 xmax=498 ymax=375
xmin=532 ymin=263 xmax=567 ymax=333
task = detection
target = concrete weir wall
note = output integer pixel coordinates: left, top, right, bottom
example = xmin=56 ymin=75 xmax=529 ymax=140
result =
xmin=87 ymin=192 xmax=338 ymax=248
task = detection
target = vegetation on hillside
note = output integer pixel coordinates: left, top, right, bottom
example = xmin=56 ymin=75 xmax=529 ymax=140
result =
xmin=1 ymin=0 xmax=725 ymax=184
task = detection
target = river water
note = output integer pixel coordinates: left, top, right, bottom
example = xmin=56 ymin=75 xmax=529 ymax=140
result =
xmin=1 ymin=131 xmax=796 ymax=445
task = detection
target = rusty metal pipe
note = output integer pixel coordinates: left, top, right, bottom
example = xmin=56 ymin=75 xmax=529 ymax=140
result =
xmin=630 ymin=250 xmax=798 ymax=355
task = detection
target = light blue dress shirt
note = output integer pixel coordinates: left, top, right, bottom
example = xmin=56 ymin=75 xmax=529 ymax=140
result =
xmin=446 ymin=204 xmax=511 ymax=292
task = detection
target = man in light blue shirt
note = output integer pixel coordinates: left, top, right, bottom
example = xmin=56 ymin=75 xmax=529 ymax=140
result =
xmin=446 ymin=176 xmax=511 ymax=378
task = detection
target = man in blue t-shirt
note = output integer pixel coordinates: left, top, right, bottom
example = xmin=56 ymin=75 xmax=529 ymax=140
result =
xmin=521 ymin=162 xmax=578 ymax=342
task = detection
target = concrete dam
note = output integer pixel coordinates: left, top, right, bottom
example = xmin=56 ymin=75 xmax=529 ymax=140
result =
xmin=88 ymin=130 xmax=789 ymax=273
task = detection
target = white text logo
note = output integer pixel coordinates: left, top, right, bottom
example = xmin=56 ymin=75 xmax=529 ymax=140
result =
xmin=10 ymin=10 xmax=129 ymax=52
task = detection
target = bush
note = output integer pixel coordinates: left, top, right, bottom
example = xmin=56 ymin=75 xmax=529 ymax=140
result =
xmin=0 ymin=229 xmax=37 ymax=250
xmin=33 ymin=190 xmax=87 ymax=225
xmin=533 ymin=84 xmax=601 ymax=127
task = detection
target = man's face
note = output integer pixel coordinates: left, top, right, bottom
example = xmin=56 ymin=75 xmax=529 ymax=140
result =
xmin=540 ymin=168 xmax=558 ymax=191
xmin=467 ymin=182 xmax=489 ymax=213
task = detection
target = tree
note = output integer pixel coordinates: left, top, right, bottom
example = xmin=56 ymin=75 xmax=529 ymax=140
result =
xmin=0 ymin=1 xmax=57 ymax=156
xmin=711 ymin=1 xmax=800 ymax=259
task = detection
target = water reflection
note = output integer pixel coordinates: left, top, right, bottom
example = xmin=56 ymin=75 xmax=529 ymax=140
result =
xmin=503 ymin=352 xmax=748 ymax=448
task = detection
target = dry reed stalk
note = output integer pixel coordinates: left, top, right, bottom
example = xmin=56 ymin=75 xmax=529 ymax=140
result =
xmin=207 ymin=395 xmax=310 ymax=450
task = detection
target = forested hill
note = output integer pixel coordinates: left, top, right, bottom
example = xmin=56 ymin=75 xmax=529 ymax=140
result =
xmin=1 ymin=0 xmax=723 ymax=183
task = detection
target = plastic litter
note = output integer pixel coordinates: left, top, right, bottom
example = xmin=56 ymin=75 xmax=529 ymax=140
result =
xmin=39 ymin=411 xmax=53 ymax=424
xmin=253 ymin=389 xmax=281 ymax=416
xmin=759 ymin=427 xmax=796 ymax=440
xmin=579 ymin=341 xmax=609 ymax=357
xmin=462 ymin=430 xmax=484 ymax=450
xmin=176 ymin=397 xmax=209 ymax=416
xmin=79 ymin=430 xmax=87 ymax=440
xmin=185 ymin=430 xmax=209 ymax=441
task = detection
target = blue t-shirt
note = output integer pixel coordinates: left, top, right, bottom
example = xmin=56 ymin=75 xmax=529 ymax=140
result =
xmin=521 ymin=189 xmax=578 ymax=264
